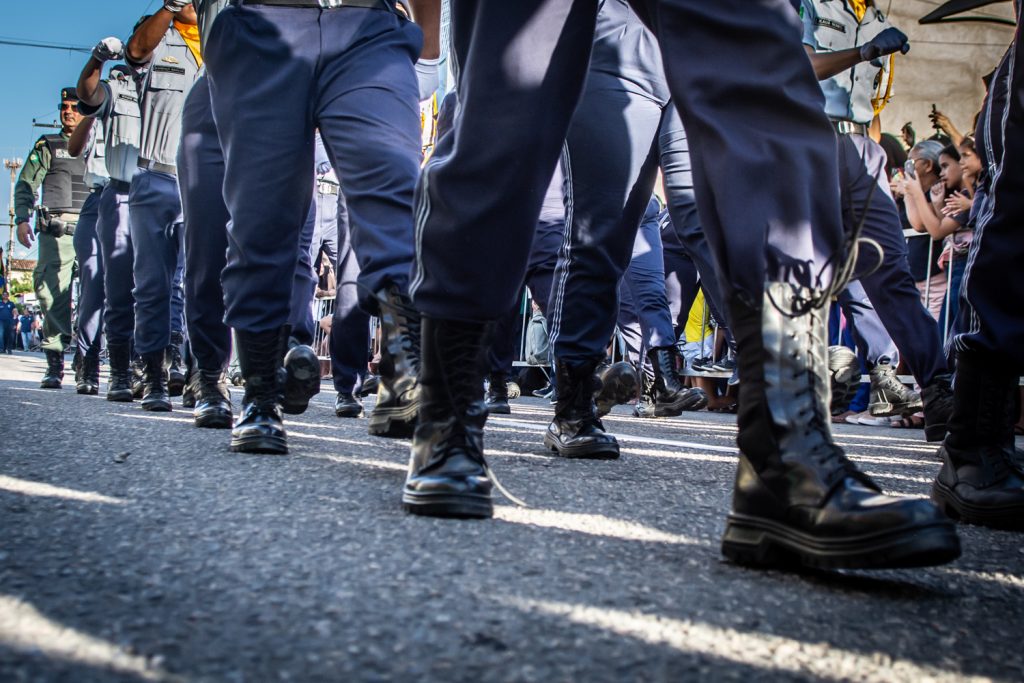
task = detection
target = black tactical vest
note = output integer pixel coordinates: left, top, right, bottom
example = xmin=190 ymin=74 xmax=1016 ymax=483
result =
xmin=40 ymin=134 xmax=89 ymax=213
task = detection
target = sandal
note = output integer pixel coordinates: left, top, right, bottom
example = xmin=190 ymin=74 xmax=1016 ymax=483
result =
xmin=891 ymin=413 xmax=925 ymax=429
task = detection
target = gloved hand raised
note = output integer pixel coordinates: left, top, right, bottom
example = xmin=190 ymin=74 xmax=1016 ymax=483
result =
xmin=860 ymin=27 xmax=909 ymax=67
xmin=163 ymin=0 xmax=193 ymax=12
xmin=92 ymin=37 xmax=124 ymax=62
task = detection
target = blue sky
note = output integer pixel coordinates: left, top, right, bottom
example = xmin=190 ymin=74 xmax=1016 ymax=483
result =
xmin=1 ymin=1 xmax=158 ymax=260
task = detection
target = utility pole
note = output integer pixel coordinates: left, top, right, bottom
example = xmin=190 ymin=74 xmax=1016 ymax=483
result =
xmin=4 ymin=158 xmax=23 ymax=281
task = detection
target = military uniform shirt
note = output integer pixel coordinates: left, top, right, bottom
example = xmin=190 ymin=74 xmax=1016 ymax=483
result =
xmin=13 ymin=132 xmax=69 ymax=223
xmin=800 ymin=0 xmax=892 ymax=124
xmin=82 ymin=123 xmax=110 ymax=189
xmin=130 ymin=25 xmax=202 ymax=168
xmin=79 ymin=74 xmax=143 ymax=183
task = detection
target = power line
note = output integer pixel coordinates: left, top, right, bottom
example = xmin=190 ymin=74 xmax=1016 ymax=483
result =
xmin=0 ymin=36 xmax=90 ymax=54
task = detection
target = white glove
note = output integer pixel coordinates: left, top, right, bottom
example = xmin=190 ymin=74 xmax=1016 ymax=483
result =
xmin=415 ymin=57 xmax=440 ymax=102
xmin=92 ymin=37 xmax=124 ymax=62
xmin=163 ymin=0 xmax=192 ymax=12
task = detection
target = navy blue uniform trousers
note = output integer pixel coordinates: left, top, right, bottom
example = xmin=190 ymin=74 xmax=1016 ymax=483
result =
xmin=204 ymin=4 xmax=422 ymax=332
xmin=178 ymin=74 xmax=317 ymax=370
xmin=327 ymin=189 xmax=372 ymax=396
xmin=96 ymin=181 xmax=134 ymax=346
xmin=839 ymin=133 xmax=947 ymax=386
xmin=73 ymin=189 xmax=105 ymax=359
xmin=414 ymin=0 xmax=843 ymax=343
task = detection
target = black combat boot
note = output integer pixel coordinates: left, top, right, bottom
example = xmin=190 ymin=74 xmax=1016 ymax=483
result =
xmin=131 ymin=352 xmax=146 ymax=399
xmin=106 ymin=342 xmax=134 ymax=402
xmin=828 ymin=345 xmax=860 ymax=415
xmin=231 ymin=328 xmax=288 ymax=454
xmin=140 ymin=350 xmax=172 ymax=412
xmin=335 ymin=392 xmax=363 ymax=418
xmin=40 ymin=350 xmax=65 ymax=389
xmin=484 ymin=372 xmax=511 ymax=415
xmin=181 ymin=348 xmax=197 ymax=408
xmin=633 ymin=373 xmax=657 ymax=418
xmin=647 ymin=346 xmax=708 ymax=417
xmin=72 ymin=349 xmax=83 ymax=389
xmin=77 ymin=352 xmax=101 ymax=395
xmin=544 ymin=358 xmax=620 ymax=459
xmin=403 ymin=318 xmax=493 ymax=518
xmin=368 ymin=285 xmax=420 ymax=438
xmin=868 ymin=359 xmax=923 ymax=417
xmin=192 ymin=367 xmax=233 ymax=429
xmin=281 ymin=337 xmax=320 ymax=415
xmin=922 ymin=373 xmax=953 ymax=442
xmin=720 ymin=283 xmax=960 ymax=570
xmin=931 ymin=352 xmax=1024 ymax=530
xmin=166 ymin=333 xmax=186 ymax=397
xmin=593 ymin=361 xmax=639 ymax=418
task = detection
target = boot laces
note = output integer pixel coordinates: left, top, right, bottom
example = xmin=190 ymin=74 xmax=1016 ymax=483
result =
xmin=768 ymin=150 xmax=885 ymax=318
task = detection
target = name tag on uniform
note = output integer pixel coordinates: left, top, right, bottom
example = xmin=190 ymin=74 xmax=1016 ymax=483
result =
xmin=815 ymin=17 xmax=846 ymax=32
xmin=54 ymin=149 xmax=71 ymax=159
xmin=152 ymin=65 xmax=186 ymax=76
xmin=117 ymin=93 xmax=139 ymax=103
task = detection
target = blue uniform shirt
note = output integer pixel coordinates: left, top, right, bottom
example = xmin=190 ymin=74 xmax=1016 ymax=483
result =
xmin=19 ymin=313 xmax=33 ymax=331
xmin=800 ymin=0 xmax=892 ymax=124
xmin=0 ymin=301 xmax=17 ymax=323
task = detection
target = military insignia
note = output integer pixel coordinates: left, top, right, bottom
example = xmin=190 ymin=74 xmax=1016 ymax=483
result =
xmin=28 ymin=153 xmax=38 ymax=162
xmin=162 ymin=56 xmax=180 ymax=64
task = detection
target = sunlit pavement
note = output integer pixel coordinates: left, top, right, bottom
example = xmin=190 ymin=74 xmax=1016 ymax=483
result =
xmin=1 ymin=351 xmax=1022 ymax=682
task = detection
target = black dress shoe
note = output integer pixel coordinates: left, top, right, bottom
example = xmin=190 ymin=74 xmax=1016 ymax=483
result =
xmin=140 ymin=350 xmax=172 ymax=412
xmin=231 ymin=327 xmax=288 ymax=454
xmin=40 ymin=350 xmax=64 ymax=389
xmin=282 ymin=339 xmax=320 ymax=415
xmin=544 ymin=359 xmax=619 ymax=459
xmin=721 ymin=283 xmax=959 ymax=570
xmin=403 ymin=318 xmax=493 ymax=518
xmin=368 ymin=286 xmax=420 ymax=438
xmin=193 ymin=368 xmax=234 ymax=429
xmin=485 ymin=373 xmax=511 ymax=415
xmin=335 ymin=392 xmax=363 ymax=418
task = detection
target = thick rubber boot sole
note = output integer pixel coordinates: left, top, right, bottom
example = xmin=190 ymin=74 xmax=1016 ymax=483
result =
xmin=230 ymin=434 xmax=288 ymax=454
xmin=167 ymin=374 xmax=186 ymax=397
xmin=368 ymin=400 xmax=418 ymax=438
xmin=721 ymin=513 xmax=961 ymax=570
xmin=106 ymin=389 xmax=133 ymax=402
xmin=76 ymin=383 xmax=99 ymax=395
xmin=402 ymin=489 xmax=493 ymax=519
xmin=543 ymin=431 xmax=620 ymax=460
xmin=335 ymin=404 xmax=364 ymax=418
xmin=282 ymin=355 xmax=321 ymax=415
xmin=141 ymin=397 xmax=172 ymax=412
xmin=40 ymin=380 xmax=62 ymax=389
xmin=931 ymin=481 xmax=1024 ymax=531
xmin=195 ymin=409 xmax=234 ymax=429
xmin=485 ymin=400 xmax=511 ymax=415
xmin=654 ymin=389 xmax=709 ymax=417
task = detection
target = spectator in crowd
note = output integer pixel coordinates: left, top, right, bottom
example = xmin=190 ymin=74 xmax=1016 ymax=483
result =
xmin=0 ymin=292 xmax=16 ymax=354
xmin=929 ymin=107 xmax=966 ymax=147
xmin=18 ymin=309 xmax=35 ymax=352
xmin=899 ymin=140 xmax=954 ymax=321
xmin=935 ymin=143 xmax=973 ymax=335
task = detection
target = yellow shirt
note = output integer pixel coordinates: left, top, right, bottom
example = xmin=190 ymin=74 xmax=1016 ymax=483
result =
xmin=175 ymin=20 xmax=203 ymax=67
xmin=684 ymin=289 xmax=711 ymax=344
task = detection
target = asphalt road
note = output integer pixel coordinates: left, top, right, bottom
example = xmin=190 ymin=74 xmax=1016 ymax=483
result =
xmin=1 ymin=351 xmax=1022 ymax=683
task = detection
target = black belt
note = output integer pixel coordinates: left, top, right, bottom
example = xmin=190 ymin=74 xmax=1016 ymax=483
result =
xmin=831 ymin=120 xmax=869 ymax=137
xmin=237 ymin=0 xmax=391 ymax=8
xmin=139 ymin=157 xmax=177 ymax=176
xmin=109 ymin=179 xmax=132 ymax=193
